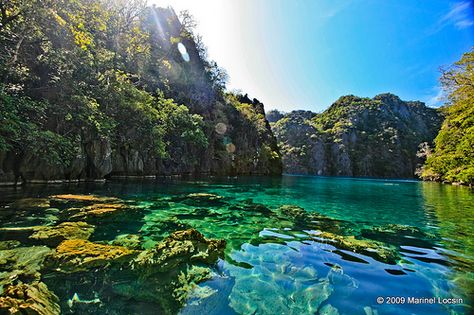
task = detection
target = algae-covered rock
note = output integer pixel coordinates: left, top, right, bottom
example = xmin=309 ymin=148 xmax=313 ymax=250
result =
xmin=111 ymin=230 xmax=225 ymax=312
xmin=67 ymin=203 xmax=132 ymax=221
xmin=9 ymin=198 xmax=50 ymax=209
xmin=112 ymin=264 xmax=212 ymax=311
xmin=0 ymin=246 xmax=52 ymax=286
xmin=361 ymin=224 xmax=437 ymax=249
xmin=366 ymin=224 xmax=436 ymax=239
xmin=0 ymin=240 xmax=21 ymax=250
xmin=111 ymin=234 xmax=143 ymax=250
xmin=49 ymin=239 xmax=136 ymax=273
xmin=276 ymin=204 xmax=308 ymax=221
xmin=133 ymin=229 xmax=226 ymax=274
xmin=229 ymin=200 xmax=273 ymax=215
xmin=315 ymin=231 xmax=399 ymax=264
xmin=172 ymin=266 xmax=213 ymax=303
xmin=51 ymin=194 xmax=119 ymax=203
xmin=275 ymin=205 xmax=351 ymax=235
xmin=29 ymin=222 xmax=95 ymax=247
xmin=171 ymin=193 xmax=226 ymax=207
xmin=0 ymin=282 xmax=60 ymax=315
xmin=320 ymin=304 xmax=339 ymax=315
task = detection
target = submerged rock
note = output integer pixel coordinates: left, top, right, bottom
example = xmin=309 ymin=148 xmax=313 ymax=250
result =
xmin=315 ymin=232 xmax=399 ymax=264
xmin=275 ymin=205 xmax=351 ymax=234
xmin=9 ymin=198 xmax=50 ymax=209
xmin=229 ymin=200 xmax=273 ymax=215
xmin=276 ymin=205 xmax=308 ymax=221
xmin=133 ymin=229 xmax=226 ymax=274
xmin=320 ymin=304 xmax=339 ymax=315
xmin=0 ymin=246 xmax=52 ymax=286
xmin=0 ymin=240 xmax=21 ymax=250
xmin=48 ymin=239 xmax=136 ymax=273
xmin=67 ymin=203 xmax=132 ymax=221
xmin=171 ymin=193 xmax=226 ymax=207
xmin=29 ymin=222 xmax=95 ymax=247
xmin=111 ymin=234 xmax=143 ymax=250
xmin=51 ymin=194 xmax=119 ymax=203
xmin=361 ymin=224 xmax=437 ymax=249
xmin=0 ymin=226 xmax=42 ymax=243
xmin=0 ymin=282 xmax=60 ymax=315
xmin=367 ymin=224 xmax=436 ymax=238
xmin=173 ymin=266 xmax=214 ymax=303
xmin=109 ymin=229 xmax=226 ymax=312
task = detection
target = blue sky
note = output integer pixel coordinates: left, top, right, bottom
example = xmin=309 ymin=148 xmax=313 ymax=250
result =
xmin=153 ymin=0 xmax=474 ymax=112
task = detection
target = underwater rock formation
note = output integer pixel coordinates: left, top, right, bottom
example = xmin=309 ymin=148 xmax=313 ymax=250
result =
xmin=67 ymin=203 xmax=132 ymax=221
xmin=314 ymin=232 xmax=399 ymax=264
xmin=0 ymin=282 xmax=60 ymax=315
xmin=48 ymin=239 xmax=136 ymax=273
xmin=29 ymin=222 xmax=95 ymax=247
xmin=0 ymin=246 xmax=52 ymax=286
xmin=110 ymin=234 xmax=143 ymax=250
xmin=170 ymin=193 xmax=227 ymax=207
xmin=9 ymin=198 xmax=51 ymax=209
xmin=133 ymin=229 xmax=226 ymax=274
xmin=51 ymin=194 xmax=120 ymax=203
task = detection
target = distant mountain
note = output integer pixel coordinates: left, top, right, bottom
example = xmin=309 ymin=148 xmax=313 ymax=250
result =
xmin=271 ymin=94 xmax=442 ymax=178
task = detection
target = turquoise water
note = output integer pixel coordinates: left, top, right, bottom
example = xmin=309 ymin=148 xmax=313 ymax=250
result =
xmin=0 ymin=175 xmax=473 ymax=314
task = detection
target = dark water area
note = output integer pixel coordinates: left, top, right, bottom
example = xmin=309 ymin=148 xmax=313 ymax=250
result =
xmin=0 ymin=175 xmax=472 ymax=314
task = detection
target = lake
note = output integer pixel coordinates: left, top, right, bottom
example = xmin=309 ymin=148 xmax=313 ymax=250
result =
xmin=0 ymin=175 xmax=472 ymax=314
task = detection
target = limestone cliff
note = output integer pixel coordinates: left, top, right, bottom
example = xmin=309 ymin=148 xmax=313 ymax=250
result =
xmin=0 ymin=6 xmax=281 ymax=185
xmin=271 ymin=94 xmax=442 ymax=178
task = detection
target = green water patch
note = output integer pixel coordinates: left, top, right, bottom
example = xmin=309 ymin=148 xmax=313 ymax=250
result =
xmin=0 ymin=176 xmax=472 ymax=314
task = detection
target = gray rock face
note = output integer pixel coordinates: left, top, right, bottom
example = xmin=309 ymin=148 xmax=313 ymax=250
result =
xmin=272 ymin=94 xmax=442 ymax=178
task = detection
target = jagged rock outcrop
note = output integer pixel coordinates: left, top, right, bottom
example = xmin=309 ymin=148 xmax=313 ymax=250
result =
xmin=271 ymin=94 xmax=442 ymax=178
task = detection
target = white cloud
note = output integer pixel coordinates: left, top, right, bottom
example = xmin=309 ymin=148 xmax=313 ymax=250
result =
xmin=434 ymin=1 xmax=474 ymax=32
xmin=426 ymin=86 xmax=445 ymax=107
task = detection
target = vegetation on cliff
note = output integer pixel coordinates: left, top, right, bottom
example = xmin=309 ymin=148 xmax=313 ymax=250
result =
xmin=271 ymin=94 xmax=442 ymax=178
xmin=420 ymin=49 xmax=474 ymax=185
xmin=0 ymin=0 xmax=280 ymax=183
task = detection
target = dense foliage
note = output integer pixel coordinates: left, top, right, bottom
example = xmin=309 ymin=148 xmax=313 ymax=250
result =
xmin=421 ymin=49 xmax=474 ymax=184
xmin=0 ymin=0 xmax=280 ymax=181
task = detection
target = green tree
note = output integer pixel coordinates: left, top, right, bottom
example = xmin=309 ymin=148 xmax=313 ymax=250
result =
xmin=422 ymin=49 xmax=474 ymax=184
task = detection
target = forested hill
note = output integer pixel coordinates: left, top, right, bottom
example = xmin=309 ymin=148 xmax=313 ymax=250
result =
xmin=270 ymin=94 xmax=442 ymax=178
xmin=0 ymin=1 xmax=282 ymax=185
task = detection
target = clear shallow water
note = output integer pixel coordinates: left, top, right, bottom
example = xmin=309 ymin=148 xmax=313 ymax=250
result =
xmin=0 ymin=175 xmax=472 ymax=314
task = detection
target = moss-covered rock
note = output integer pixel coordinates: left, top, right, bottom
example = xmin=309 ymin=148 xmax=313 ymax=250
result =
xmin=110 ymin=234 xmax=143 ymax=250
xmin=67 ymin=203 xmax=133 ymax=221
xmin=48 ymin=240 xmax=136 ymax=273
xmin=133 ymin=229 xmax=226 ymax=274
xmin=0 ymin=240 xmax=21 ymax=250
xmin=0 ymin=282 xmax=60 ymax=315
xmin=9 ymin=198 xmax=50 ymax=209
xmin=51 ymin=194 xmax=119 ymax=203
xmin=315 ymin=231 xmax=399 ymax=264
xmin=111 ymin=229 xmax=225 ymax=312
xmin=29 ymin=222 xmax=94 ymax=247
xmin=171 ymin=193 xmax=226 ymax=207
xmin=0 ymin=246 xmax=52 ymax=286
